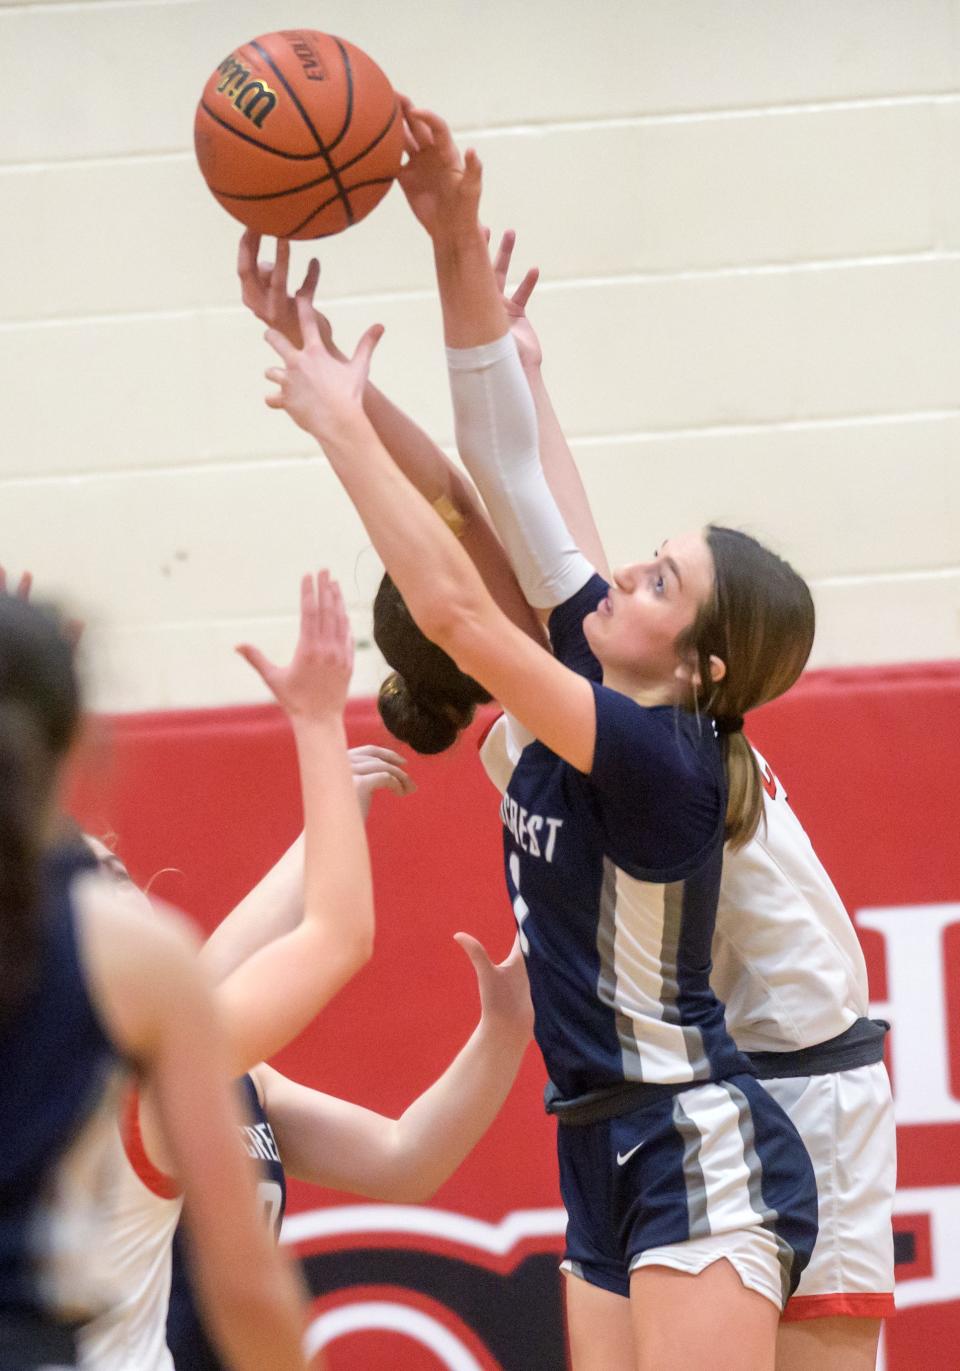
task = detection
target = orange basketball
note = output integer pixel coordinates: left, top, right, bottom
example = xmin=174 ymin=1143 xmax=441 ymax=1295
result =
xmin=194 ymin=30 xmax=404 ymax=240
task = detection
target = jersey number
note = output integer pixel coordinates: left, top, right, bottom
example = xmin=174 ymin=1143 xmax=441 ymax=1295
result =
xmin=257 ymin=1179 xmax=283 ymax=1237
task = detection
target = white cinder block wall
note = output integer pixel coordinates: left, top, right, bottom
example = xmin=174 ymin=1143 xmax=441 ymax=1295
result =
xmin=1 ymin=0 xmax=958 ymax=711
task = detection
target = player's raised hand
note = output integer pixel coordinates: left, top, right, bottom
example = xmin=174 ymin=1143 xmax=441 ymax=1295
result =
xmin=238 ymin=231 xmax=346 ymax=358
xmin=349 ymin=743 xmax=416 ymax=818
xmin=0 ymin=565 xmax=33 ymax=601
xmin=491 ymin=230 xmax=542 ymax=370
xmin=454 ymin=932 xmax=534 ymax=1044
xmin=0 ymin=564 xmax=85 ymax=647
xmin=264 ymin=292 xmax=383 ymax=443
xmin=397 ymin=100 xmax=482 ymax=242
xmin=236 ymin=572 xmax=353 ymax=722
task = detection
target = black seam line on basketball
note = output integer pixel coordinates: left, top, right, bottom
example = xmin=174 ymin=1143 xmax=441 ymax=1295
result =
xmin=198 ymin=101 xmax=329 ymax=162
xmin=209 ymin=104 xmax=405 ymax=204
xmin=338 ymin=101 xmax=400 ymax=174
xmin=210 ymin=106 xmax=401 ymax=203
xmin=286 ymin=177 xmax=396 ymax=238
xmin=326 ymin=37 xmax=354 ymax=153
xmin=250 ymin=40 xmax=354 ymax=225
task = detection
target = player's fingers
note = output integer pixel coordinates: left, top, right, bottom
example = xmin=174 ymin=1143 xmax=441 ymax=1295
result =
xmin=264 ymin=327 xmax=296 ymax=362
xmin=315 ymin=570 xmax=338 ymax=644
xmin=297 ymin=257 xmax=320 ymax=304
xmin=361 ymin=759 xmax=412 ymax=785
xmin=351 ymin=744 xmax=408 ymax=766
xmin=352 ymin=323 xmax=385 ymax=374
xmin=265 ymin=391 xmax=285 ymax=409
xmin=492 ymin=229 xmax=516 ymax=290
xmin=404 ymin=104 xmax=439 ymax=149
xmin=268 ymin=239 xmax=291 ymax=311
xmin=453 ymin=931 xmax=493 ymax=976
xmin=401 ymin=119 xmax=420 ymax=157
xmin=15 ymin=571 xmax=32 ymax=601
xmin=511 ymin=266 xmax=539 ymax=311
xmin=463 ymin=148 xmax=483 ymax=187
xmin=237 ymin=228 xmax=262 ymax=280
xmin=295 ymin=294 xmax=320 ymax=347
xmin=300 ymin=571 xmax=319 ymax=639
xmin=235 ymin=643 xmax=274 ymax=682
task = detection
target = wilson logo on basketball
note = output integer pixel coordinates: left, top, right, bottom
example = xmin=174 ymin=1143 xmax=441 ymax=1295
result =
xmin=214 ymin=55 xmax=277 ymax=128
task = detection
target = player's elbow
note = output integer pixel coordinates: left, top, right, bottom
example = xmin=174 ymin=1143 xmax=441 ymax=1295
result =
xmin=419 ymin=596 xmax=491 ymax=677
xmin=336 ymin=917 xmax=374 ymax=980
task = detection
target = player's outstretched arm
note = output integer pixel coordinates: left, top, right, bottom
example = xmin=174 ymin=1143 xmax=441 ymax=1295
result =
xmin=262 ymin=296 xmax=599 ymax=774
xmin=256 ymin=933 xmax=533 ymax=1201
xmin=77 ymin=882 xmax=309 ymax=1371
xmin=238 ymin=231 xmax=544 ymax=647
xmin=209 ymin=573 xmax=375 ymax=1076
xmin=398 ymin=101 xmax=506 ymax=350
xmin=491 ymin=232 xmax=612 ymax=582
xmin=399 ymin=109 xmax=595 ymax=612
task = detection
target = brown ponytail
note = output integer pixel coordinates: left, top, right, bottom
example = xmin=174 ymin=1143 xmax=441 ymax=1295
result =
xmin=373 ymin=575 xmax=490 ymax=754
xmin=678 ymin=526 xmax=815 ymax=849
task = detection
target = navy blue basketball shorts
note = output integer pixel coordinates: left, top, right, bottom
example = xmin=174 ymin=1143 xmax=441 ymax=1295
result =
xmin=557 ymin=1074 xmax=818 ymax=1309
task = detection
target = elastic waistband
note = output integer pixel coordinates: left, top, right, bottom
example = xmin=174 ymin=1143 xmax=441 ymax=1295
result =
xmin=545 ymin=1076 xmax=711 ymax=1126
xmin=746 ymin=1017 xmax=889 ymax=1080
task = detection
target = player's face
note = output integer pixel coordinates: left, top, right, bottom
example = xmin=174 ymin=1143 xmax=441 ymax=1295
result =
xmin=584 ymin=529 xmax=715 ymax=694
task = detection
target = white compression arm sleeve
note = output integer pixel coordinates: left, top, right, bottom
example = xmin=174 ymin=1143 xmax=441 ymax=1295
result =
xmin=446 ymin=333 xmax=595 ymax=609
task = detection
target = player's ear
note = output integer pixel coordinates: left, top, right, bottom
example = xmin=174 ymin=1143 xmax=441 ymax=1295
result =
xmin=708 ymin=654 xmax=726 ymax=684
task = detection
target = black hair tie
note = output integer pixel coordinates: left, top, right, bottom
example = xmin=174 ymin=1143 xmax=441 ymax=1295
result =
xmin=715 ymin=714 xmax=745 ymax=736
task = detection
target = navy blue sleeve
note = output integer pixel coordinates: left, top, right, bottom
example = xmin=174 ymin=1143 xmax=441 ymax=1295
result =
xmin=547 ymin=573 xmax=608 ymax=681
xmin=587 ymin=682 xmax=725 ymax=879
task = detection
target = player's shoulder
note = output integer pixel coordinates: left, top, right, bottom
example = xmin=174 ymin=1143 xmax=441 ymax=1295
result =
xmin=71 ymin=873 xmax=204 ymax=1054
xmin=74 ymin=872 xmax=200 ymax=967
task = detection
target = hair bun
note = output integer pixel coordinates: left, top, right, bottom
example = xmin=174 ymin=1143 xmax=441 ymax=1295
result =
xmin=377 ymin=672 xmax=472 ymax=754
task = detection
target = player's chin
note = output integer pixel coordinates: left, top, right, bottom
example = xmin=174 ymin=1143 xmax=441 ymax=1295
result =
xmin=582 ymin=608 xmax=604 ymax=647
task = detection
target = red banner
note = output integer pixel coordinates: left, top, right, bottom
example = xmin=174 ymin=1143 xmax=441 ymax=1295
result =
xmin=70 ymin=661 xmax=960 ymax=1369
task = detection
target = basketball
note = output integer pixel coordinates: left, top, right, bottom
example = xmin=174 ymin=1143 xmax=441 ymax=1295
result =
xmin=194 ymin=30 xmax=404 ymax=240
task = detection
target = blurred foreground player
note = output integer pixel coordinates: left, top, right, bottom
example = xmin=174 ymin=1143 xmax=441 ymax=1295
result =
xmin=0 ymin=589 xmax=308 ymax=1371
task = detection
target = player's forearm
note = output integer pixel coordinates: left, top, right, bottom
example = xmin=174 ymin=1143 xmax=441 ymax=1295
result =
xmin=194 ymin=1239 xmax=309 ymax=1371
xmin=213 ymin=722 xmax=372 ymax=1076
xmin=525 ymin=364 xmax=611 ymax=580
xmin=447 ymin=336 xmax=594 ymax=610
xmin=383 ymin=1016 xmax=530 ymax=1201
xmin=362 ymin=383 xmax=544 ymax=644
xmin=199 ymin=834 xmax=305 ymax=985
xmin=362 ymin=382 xmax=467 ymax=504
xmin=319 ymin=415 xmax=496 ymax=655
xmin=432 ymin=224 xmax=510 ymax=349
xmin=293 ymin=716 xmax=373 ymax=964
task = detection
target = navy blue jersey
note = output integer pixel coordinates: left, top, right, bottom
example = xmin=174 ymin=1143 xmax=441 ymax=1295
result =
xmin=499 ymin=574 xmax=751 ymax=1098
xmin=166 ymin=1074 xmax=285 ymax=1371
xmin=0 ymin=841 xmax=121 ymax=1364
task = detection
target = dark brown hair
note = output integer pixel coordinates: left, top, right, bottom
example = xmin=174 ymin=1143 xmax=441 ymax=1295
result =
xmin=373 ymin=573 xmax=491 ymax=754
xmin=677 ymin=525 xmax=815 ymax=848
xmin=0 ymin=596 xmax=81 ymax=1022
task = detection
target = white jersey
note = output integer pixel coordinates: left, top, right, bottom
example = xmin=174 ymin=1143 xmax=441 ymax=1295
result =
xmin=480 ymin=718 xmax=869 ymax=1056
xmin=712 ymin=749 xmax=869 ymax=1052
xmin=77 ymin=1092 xmax=182 ymax=1371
